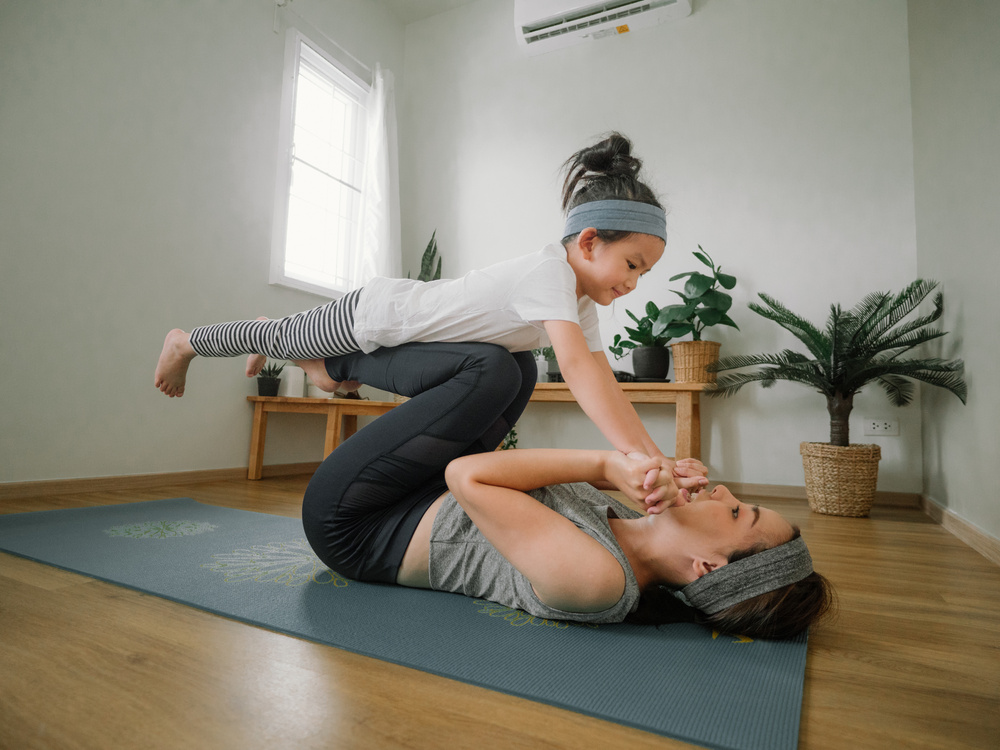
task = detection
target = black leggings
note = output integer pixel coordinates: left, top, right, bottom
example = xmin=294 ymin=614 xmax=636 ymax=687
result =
xmin=302 ymin=343 xmax=537 ymax=583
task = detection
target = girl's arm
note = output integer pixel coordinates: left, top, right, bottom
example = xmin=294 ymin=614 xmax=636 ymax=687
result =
xmin=589 ymin=457 xmax=710 ymax=505
xmin=444 ymin=449 xmax=657 ymax=613
xmin=544 ymin=319 xmax=677 ymax=505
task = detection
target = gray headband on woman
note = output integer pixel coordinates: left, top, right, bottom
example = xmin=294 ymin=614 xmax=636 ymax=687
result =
xmin=678 ymin=536 xmax=814 ymax=615
xmin=562 ymin=199 xmax=667 ymax=242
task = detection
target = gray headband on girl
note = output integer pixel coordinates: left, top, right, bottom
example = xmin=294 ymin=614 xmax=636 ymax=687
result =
xmin=678 ymin=536 xmax=814 ymax=615
xmin=562 ymin=199 xmax=667 ymax=242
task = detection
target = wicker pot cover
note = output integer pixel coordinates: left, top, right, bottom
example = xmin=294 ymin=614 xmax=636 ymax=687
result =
xmin=800 ymin=442 xmax=882 ymax=517
xmin=670 ymin=340 xmax=722 ymax=383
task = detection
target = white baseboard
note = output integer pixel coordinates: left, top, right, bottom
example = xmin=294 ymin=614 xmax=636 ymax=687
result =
xmin=921 ymin=495 xmax=1000 ymax=566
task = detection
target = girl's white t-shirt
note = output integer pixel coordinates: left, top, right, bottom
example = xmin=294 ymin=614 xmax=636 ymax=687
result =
xmin=352 ymin=244 xmax=602 ymax=354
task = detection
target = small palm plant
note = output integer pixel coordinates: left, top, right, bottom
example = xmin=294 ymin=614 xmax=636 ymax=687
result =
xmin=708 ymin=279 xmax=966 ymax=446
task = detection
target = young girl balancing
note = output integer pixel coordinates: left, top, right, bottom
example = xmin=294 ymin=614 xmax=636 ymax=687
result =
xmin=155 ymin=133 xmax=678 ymax=506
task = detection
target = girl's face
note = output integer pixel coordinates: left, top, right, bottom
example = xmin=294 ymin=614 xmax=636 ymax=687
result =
xmin=575 ymin=231 xmax=665 ymax=305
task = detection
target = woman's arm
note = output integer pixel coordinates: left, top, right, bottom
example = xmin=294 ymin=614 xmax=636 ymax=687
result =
xmin=444 ymin=449 xmax=655 ymax=613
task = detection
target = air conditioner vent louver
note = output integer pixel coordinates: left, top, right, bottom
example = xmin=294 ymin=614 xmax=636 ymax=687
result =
xmin=525 ymin=3 xmax=655 ymax=43
xmin=515 ymin=0 xmax=691 ymax=55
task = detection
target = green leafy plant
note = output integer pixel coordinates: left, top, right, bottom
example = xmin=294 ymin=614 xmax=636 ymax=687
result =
xmin=259 ymin=362 xmax=285 ymax=379
xmin=653 ymin=246 xmax=739 ymax=341
xmin=608 ymin=301 xmax=672 ymax=360
xmin=409 ymin=231 xmax=441 ymax=281
xmin=500 ymin=426 xmax=518 ymax=450
xmin=532 ymin=347 xmax=556 ymax=361
xmin=708 ymin=279 xmax=967 ymax=446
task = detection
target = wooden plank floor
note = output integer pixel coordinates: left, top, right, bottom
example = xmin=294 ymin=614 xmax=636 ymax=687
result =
xmin=1 ymin=476 xmax=998 ymax=750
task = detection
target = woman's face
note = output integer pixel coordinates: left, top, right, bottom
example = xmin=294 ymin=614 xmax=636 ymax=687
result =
xmin=664 ymin=484 xmax=795 ymax=567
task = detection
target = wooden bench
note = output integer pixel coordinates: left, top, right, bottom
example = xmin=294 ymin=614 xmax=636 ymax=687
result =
xmin=528 ymin=382 xmax=708 ymax=460
xmin=246 ymin=396 xmax=398 ymax=480
xmin=246 ymin=381 xmax=708 ymax=479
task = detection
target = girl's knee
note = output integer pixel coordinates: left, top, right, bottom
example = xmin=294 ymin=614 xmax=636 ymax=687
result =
xmin=511 ymin=350 xmax=538 ymax=391
xmin=466 ymin=345 xmax=523 ymax=391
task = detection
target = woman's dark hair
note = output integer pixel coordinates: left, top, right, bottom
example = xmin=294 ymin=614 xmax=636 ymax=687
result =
xmin=560 ymin=132 xmax=664 ymax=245
xmin=627 ymin=529 xmax=836 ymax=640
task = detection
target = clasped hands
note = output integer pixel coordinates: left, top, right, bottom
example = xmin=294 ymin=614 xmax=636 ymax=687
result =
xmin=606 ymin=451 xmax=709 ymax=513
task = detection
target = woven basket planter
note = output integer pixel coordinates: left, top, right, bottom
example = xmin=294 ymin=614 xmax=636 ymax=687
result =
xmin=800 ymin=442 xmax=881 ymax=517
xmin=670 ymin=340 xmax=722 ymax=383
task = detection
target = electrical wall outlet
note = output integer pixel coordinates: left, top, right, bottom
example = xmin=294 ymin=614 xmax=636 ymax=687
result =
xmin=864 ymin=418 xmax=899 ymax=436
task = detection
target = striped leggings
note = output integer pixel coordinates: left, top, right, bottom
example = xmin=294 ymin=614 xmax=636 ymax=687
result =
xmin=188 ymin=289 xmax=363 ymax=361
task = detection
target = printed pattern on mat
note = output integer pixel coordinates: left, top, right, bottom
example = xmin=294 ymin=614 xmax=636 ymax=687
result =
xmin=474 ymin=600 xmax=599 ymax=630
xmin=105 ymin=520 xmax=218 ymax=539
xmin=203 ymin=539 xmax=349 ymax=587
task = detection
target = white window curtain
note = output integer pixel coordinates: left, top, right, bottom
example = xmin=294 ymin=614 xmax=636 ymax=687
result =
xmin=351 ymin=63 xmax=401 ymax=288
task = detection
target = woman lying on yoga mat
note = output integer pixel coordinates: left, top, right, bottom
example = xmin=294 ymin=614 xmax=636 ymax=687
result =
xmin=302 ymin=341 xmax=833 ymax=639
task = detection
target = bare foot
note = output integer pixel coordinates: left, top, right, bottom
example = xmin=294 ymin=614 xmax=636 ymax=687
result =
xmin=293 ymin=358 xmax=357 ymax=394
xmin=334 ymin=381 xmax=362 ymax=398
xmin=245 ymin=317 xmax=269 ymax=377
xmin=154 ymin=329 xmax=197 ymax=398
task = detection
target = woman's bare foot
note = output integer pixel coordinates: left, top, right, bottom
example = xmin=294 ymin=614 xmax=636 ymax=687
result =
xmin=154 ymin=329 xmax=197 ymax=398
xmin=245 ymin=317 xmax=269 ymax=377
xmin=293 ymin=358 xmax=360 ymax=394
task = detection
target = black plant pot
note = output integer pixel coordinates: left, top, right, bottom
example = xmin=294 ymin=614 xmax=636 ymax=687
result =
xmin=632 ymin=346 xmax=670 ymax=380
xmin=547 ymin=359 xmax=563 ymax=383
xmin=257 ymin=377 xmax=281 ymax=397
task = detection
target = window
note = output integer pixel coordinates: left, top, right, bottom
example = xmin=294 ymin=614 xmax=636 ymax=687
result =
xmin=271 ymin=31 xmax=369 ymax=297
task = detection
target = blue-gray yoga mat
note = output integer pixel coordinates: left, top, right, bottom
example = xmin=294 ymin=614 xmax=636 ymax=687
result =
xmin=0 ymin=499 xmax=807 ymax=750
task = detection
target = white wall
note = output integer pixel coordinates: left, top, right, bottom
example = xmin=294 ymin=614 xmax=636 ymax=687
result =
xmin=5 ymin=0 xmax=993 ymax=547
xmin=909 ymin=0 xmax=1000 ymax=538
xmin=0 ymin=0 xmax=404 ymax=481
xmin=400 ymin=0 xmax=922 ymax=490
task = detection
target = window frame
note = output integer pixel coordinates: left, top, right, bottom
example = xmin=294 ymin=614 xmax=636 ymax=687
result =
xmin=269 ymin=28 xmax=371 ymax=298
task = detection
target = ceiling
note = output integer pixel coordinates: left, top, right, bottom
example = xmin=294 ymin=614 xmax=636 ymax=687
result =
xmin=382 ymin=0 xmax=478 ymax=26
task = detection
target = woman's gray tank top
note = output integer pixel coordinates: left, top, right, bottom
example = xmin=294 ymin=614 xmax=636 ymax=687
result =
xmin=428 ymin=482 xmax=643 ymax=623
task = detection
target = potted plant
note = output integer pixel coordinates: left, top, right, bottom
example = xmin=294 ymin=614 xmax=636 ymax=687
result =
xmin=256 ymin=362 xmax=285 ymax=397
xmin=708 ymin=279 xmax=966 ymax=517
xmin=653 ymin=246 xmax=739 ymax=383
xmin=608 ymin=301 xmax=672 ymax=380
xmin=500 ymin=426 xmax=518 ymax=450
xmin=539 ymin=346 xmax=562 ymax=382
xmin=409 ymin=231 xmax=442 ymax=281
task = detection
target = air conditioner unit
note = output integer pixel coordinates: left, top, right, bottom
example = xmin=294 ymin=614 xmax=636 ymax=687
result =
xmin=514 ymin=0 xmax=692 ymax=56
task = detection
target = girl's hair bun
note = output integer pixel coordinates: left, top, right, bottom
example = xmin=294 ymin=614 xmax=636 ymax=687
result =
xmin=561 ymin=132 xmax=661 ymax=214
xmin=578 ymin=132 xmax=642 ymax=178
